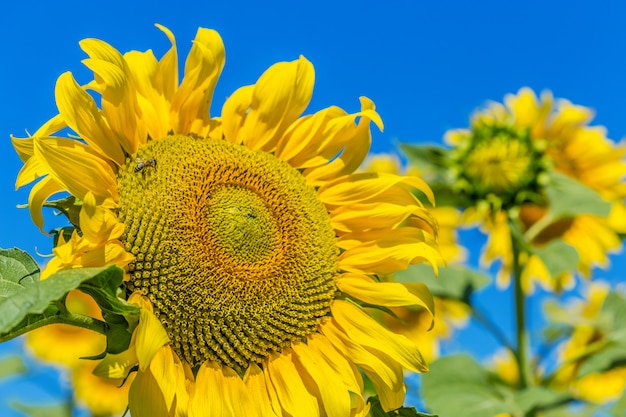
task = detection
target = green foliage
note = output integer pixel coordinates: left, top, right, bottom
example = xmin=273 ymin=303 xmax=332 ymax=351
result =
xmin=544 ymin=171 xmax=612 ymax=220
xmin=421 ymin=355 xmax=570 ymax=416
xmin=367 ymin=396 xmax=438 ymax=417
xmin=395 ymin=263 xmax=490 ymax=304
xmin=11 ymin=402 xmax=72 ymax=417
xmin=0 ymin=248 xmax=138 ymax=356
xmin=0 ymin=356 xmax=26 ymax=379
xmin=532 ymin=240 xmax=579 ymax=278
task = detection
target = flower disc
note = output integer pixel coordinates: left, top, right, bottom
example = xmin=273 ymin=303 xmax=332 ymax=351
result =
xmin=117 ymin=135 xmax=339 ymax=370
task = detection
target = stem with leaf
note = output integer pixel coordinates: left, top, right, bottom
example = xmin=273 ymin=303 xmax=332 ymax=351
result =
xmin=0 ymin=312 xmax=107 ymax=343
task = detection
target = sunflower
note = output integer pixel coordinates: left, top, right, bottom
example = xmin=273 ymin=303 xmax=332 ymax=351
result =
xmin=447 ymin=88 xmax=626 ymax=292
xmin=12 ymin=25 xmax=442 ymax=416
xmin=548 ymin=282 xmax=626 ymax=404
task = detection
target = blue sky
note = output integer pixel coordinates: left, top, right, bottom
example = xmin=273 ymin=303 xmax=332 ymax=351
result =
xmin=2 ymin=0 xmax=626 ymax=415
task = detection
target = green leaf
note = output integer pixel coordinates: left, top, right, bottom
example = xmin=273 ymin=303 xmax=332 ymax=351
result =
xmin=0 ymin=266 xmax=120 ymax=335
xmin=577 ymin=342 xmax=626 ymax=376
xmin=0 ymin=248 xmax=40 ymax=299
xmin=421 ymin=354 xmax=520 ymax=417
xmin=532 ymin=240 xmax=579 ymax=277
xmin=400 ymin=143 xmax=450 ymax=177
xmin=367 ymin=396 xmax=438 ymax=417
xmin=394 ymin=263 xmax=490 ymax=303
xmin=544 ymin=171 xmax=612 ymax=220
xmin=11 ymin=402 xmax=72 ymax=417
xmin=0 ymin=356 xmax=26 ymax=378
xmin=514 ymin=386 xmax=570 ymax=414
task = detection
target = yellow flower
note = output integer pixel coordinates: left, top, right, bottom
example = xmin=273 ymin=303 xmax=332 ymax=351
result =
xmin=13 ymin=26 xmax=442 ymax=416
xmin=487 ymin=348 xmax=520 ymax=387
xmin=451 ymin=88 xmax=626 ymax=292
xmin=549 ymin=282 xmax=626 ymax=404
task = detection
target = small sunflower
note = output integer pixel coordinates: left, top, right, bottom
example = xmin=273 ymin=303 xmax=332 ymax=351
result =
xmin=447 ymin=88 xmax=626 ymax=292
xmin=12 ymin=26 xmax=442 ymax=416
xmin=548 ymin=282 xmax=626 ymax=404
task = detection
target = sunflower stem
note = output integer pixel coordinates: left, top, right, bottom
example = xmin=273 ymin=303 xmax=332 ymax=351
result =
xmin=0 ymin=312 xmax=107 ymax=343
xmin=510 ymin=216 xmax=536 ymax=416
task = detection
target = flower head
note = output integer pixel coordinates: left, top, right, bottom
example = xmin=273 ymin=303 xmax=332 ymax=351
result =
xmin=13 ymin=26 xmax=442 ymax=416
xmin=448 ymin=88 xmax=626 ymax=291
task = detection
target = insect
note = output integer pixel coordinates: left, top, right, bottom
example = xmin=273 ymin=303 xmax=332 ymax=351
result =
xmin=134 ymin=157 xmax=157 ymax=176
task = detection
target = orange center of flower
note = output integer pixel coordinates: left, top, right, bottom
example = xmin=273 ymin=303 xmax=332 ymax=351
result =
xmin=116 ymin=135 xmax=338 ymax=370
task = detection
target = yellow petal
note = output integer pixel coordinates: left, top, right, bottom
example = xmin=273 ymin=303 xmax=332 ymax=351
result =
xmin=136 ymin=308 xmax=170 ymax=371
xmin=504 ymin=87 xmax=540 ymax=129
xmin=331 ymin=300 xmax=428 ymax=373
xmin=318 ymin=172 xmax=434 ymax=207
xmin=15 ymin=153 xmax=47 ymax=188
xmin=221 ymin=85 xmax=254 ymax=145
xmin=303 ymin=97 xmax=383 ymax=184
xmin=223 ymin=365 xmax=259 ymax=417
xmin=129 ymin=367 xmax=171 ymax=417
xmin=80 ymin=38 xmax=145 ymax=154
xmin=34 ymin=137 xmax=117 ymax=203
xmin=337 ymin=274 xmax=434 ymax=316
xmin=338 ymin=227 xmax=442 ymax=275
xmin=265 ymin=350 xmax=319 ymax=417
xmin=189 ymin=361 xmax=238 ymax=417
xmin=244 ymin=363 xmax=280 ymax=417
xmin=27 ymin=175 xmax=64 ymax=234
xmin=292 ymin=341 xmax=352 ymax=416
xmin=154 ymin=24 xmax=178 ymax=101
xmin=171 ymin=27 xmax=225 ymax=134
xmin=307 ymin=333 xmax=363 ymax=394
xmin=274 ymin=106 xmax=346 ymax=162
xmin=240 ymin=56 xmax=314 ymax=152
xmin=143 ymin=346 xmax=176 ymax=410
xmin=55 ymin=72 xmax=125 ymax=165
xmin=320 ymin=317 xmax=405 ymax=409
xmin=11 ymin=136 xmax=35 ymax=163
xmin=331 ymin=202 xmax=432 ymax=233
xmin=79 ymin=192 xmax=125 ymax=244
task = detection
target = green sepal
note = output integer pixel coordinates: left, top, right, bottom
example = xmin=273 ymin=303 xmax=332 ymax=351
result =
xmin=367 ymin=396 xmax=438 ymax=417
xmin=44 ymin=195 xmax=82 ymax=229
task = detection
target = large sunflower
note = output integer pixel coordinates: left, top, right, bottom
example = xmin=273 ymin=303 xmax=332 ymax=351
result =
xmin=12 ymin=26 xmax=442 ymax=416
xmin=447 ymin=88 xmax=626 ymax=292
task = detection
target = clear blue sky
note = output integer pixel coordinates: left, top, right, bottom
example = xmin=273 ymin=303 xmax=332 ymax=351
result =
xmin=2 ymin=1 xmax=626 ymax=415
